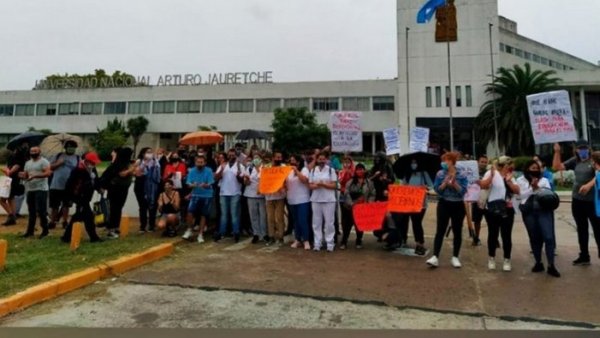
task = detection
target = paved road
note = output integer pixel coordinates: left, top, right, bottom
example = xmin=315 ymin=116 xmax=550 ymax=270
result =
xmin=2 ymin=202 xmax=600 ymax=330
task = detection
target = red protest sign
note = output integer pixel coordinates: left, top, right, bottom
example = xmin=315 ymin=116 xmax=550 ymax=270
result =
xmin=352 ymin=202 xmax=388 ymax=232
xmin=387 ymin=185 xmax=426 ymax=213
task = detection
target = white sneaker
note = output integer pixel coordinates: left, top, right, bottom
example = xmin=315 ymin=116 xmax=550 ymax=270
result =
xmin=451 ymin=257 xmax=462 ymax=268
xmin=197 ymin=233 xmax=205 ymax=244
xmin=503 ymin=259 xmax=512 ymax=272
xmin=426 ymin=256 xmax=439 ymax=268
xmin=182 ymin=229 xmax=193 ymax=240
xmin=488 ymin=257 xmax=496 ymax=270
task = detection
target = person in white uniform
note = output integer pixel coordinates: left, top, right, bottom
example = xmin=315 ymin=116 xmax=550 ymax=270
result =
xmin=309 ymin=152 xmax=338 ymax=252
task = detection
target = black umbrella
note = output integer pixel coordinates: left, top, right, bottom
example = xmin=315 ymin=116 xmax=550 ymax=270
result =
xmin=6 ymin=131 xmax=47 ymax=151
xmin=393 ymin=152 xmax=441 ymax=183
xmin=235 ymin=129 xmax=269 ymax=141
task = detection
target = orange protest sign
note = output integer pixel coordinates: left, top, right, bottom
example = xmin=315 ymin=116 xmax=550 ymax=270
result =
xmin=258 ymin=166 xmax=293 ymax=195
xmin=352 ymin=202 xmax=388 ymax=232
xmin=387 ymin=185 xmax=427 ymax=213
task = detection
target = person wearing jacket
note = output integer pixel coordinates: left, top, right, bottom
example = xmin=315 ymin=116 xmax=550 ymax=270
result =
xmin=427 ymin=152 xmax=468 ymax=269
xmin=100 ymin=147 xmax=135 ymax=239
xmin=61 ymin=152 xmax=103 ymax=243
xmin=134 ymin=147 xmax=162 ymax=233
xmin=341 ymin=163 xmax=375 ymax=250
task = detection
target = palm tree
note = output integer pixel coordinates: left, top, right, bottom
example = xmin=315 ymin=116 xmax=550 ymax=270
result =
xmin=475 ymin=63 xmax=561 ymax=156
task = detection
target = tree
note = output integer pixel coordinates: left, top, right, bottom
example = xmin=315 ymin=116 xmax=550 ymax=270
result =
xmin=92 ymin=118 xmax=128 ymax=160
xmin=475 ymin=63 xmax=561 ymax=156
xmin=127 ymin=116 xmax=149 ymax=156
xmin=271 ymin=107 xmax=329 ymax=155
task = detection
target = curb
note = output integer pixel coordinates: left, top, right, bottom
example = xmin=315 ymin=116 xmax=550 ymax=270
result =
xmin=0 ymin=242 xmax=175 ymax=318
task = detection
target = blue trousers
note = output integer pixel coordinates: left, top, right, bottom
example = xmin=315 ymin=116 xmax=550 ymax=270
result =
xmin=219 ymin=195 xmax=241 ymax=236
xmin=522 ymin=209 xmax=556 ymax=266
xmin=289 ymin=202 xmax=310 ymax=242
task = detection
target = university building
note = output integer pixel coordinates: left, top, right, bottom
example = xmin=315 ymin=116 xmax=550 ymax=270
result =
xmin=0 ymin=0 xmax=599 ymax=155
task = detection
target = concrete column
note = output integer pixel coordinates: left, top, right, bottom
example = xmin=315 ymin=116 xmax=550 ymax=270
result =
xmin=580 ymin=87 xmax=588 ymax=141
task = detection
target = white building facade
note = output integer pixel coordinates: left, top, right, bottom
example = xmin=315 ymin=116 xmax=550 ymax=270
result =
xmin=0 ymin=0 xmax=599 ymax=155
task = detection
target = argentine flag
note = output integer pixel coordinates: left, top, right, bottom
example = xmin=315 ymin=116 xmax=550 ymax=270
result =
xmin=416 ymin=0 xmax=447 ymax=24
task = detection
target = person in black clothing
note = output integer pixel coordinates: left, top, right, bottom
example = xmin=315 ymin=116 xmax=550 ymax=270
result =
xmin=100 ymin=147 xmax=135 ymax=239
xmin=368 ymin=152 xmax=396 ymax=248
xmin=61 ymin=152 xmax=103 ymax=243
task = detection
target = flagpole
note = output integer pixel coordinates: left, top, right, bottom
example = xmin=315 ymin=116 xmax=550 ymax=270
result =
xmin=405 ymin=27 xmax=411 ymax=148
xmin=489 ymin=23 xmax=500 ymax=157
xmin=447 ymin=40 xmax=454 ymax=152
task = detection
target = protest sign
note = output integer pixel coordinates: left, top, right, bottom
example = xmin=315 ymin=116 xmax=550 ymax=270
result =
xmin=329 ymin=111 xmax=363 ymax=153
xmin=387 ymin=185 xmax=427 ymax=213
xmin=383 ymin=128 xmax=401 ymax=156
xmin=352 ymin=202 xmax=388 ymax=232
xmin=258 ymin=166 xmax=293 ymax=195
xmin=409 ymin=127 xmax=430 ymax=153
xmin=456 ymin=161 xmax=479 ymax=184
xmin=0 ymin=176 xmax=12 ymax=199
xmin=464 ymin=184 xmax=481 ymax=202
xmin=526 ymin=90 xmax=577 ymax=145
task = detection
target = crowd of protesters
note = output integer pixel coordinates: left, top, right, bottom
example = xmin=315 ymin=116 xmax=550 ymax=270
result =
xmin=4 ymin=137 xmax=600 ymax=279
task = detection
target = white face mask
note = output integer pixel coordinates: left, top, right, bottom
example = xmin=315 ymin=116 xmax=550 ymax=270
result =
xmin=144 ymin=153 xmax=153 ymax=160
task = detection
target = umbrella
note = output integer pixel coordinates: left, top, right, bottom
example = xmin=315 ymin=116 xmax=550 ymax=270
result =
xmin=179 ymin=131 xmax=224 ymax=146
xmin=393 ymin=152 xmax=441 ymax=183
xmin=40 ymin=133 xmax=85 ymax=158
xmin=235 ymin=129 xmax=269 ymax=141
xmin=6 ymin=131 xmax=47 ymax=151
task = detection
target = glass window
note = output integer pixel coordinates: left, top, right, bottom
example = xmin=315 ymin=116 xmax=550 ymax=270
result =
xmin=153 ymin=101 xmax=175 ymax=114
xmin=514 ymin=48 xmax=523 ymax=57
xmin=466 ymin=85 xmax=473 ymax=107
xmin=81 ymin=102 xmax=102 ymax=115
xmin=445 ymin=86 xmax=451 ymax=107
xmin=229 ymin=99 xmax=254 ymax=113
xmin=499 ymin=43 xmax=505 ymax=52
xmin=203 ymin=100 xmax=226 ymax=113
xmin=425 ymin=87 xmax=432 ymax=108
xmin=313 ymin=98 xmax=339 ymax=112
xmin=373 ymin=96 xmax=395 ymax=111
xmin=455 ymin=86 xmax=462 ymax=107
xmin=342 ymin=97 xmax=370 ymax=111
xmin=435 ymin=86 xmax=442 ymax=107
xmin=15 ymin=104 xmax=34 ymax=116
xmin=177 ymin=100 xmax=201 ymax=114
xmin=532 ymin=54 xmax=541 ymax=63
xmin=524 ymin=51 xmax=532 ymax=60
xmin=104 ymin=102 xmax=126 ymax=115
xmin=256 ymin=99 xmax=281 ymax=112
xmin=0 ymin=104 xmax=14 ymax=116
xmin=37 ymin=103 xmax=57 ymax=116
xmin=128 ymin=101 xmax=150 ymax=115
xmin=505 ymin=45 xmax=513 ymax=54
xmin=540 ymin=57 xmax=549 ymax=65
xmin=58 ymin=103 xmax=79 ymax=115
xmin=283 ymin=98 xmax=310 ymax=109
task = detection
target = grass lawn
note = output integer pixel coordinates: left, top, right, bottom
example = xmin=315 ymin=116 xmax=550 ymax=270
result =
xmin=0 ymin=233 xmax=168 ymax=298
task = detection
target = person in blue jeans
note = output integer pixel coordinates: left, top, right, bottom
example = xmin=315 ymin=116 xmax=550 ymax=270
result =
xmin=214 ymin=149 xmax=245 ymax=243
xmin=182 ymin=155 xmax=214 ymax=243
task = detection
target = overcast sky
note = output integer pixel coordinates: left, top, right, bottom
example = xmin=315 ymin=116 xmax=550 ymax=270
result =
xmin=0 ymin=0 xmax=598 ymax=90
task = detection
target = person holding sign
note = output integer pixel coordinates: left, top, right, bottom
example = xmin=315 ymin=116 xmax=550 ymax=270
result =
xmin=426 ymin=152 xmax=468 ymax=269
xmin=397 ymin=159 xmax=433 ymax=256
xmin=243 ymin=153 xmax=267 ymax=244
xmin=286 ymin=154 xmax=312 ymax=250
xmin=341 ymin=163 xmax=376 ymax=250
xmin=479 ymin=156 xmax=520 ymax=272
xmin=553 ymin=141 xmax=599 ymax=266
xmin=263 ymin=152 xmax=287 ymax=246
xmin=309 ymin=152 xmax=338 ymax=252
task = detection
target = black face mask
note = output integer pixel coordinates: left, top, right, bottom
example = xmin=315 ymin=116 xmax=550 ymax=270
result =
xmin=526 ymin=170 xmax=541 ymax=180
xmin=30 ymin=153 xmax=40 ymax=159
xmin=170 ymin=158 xmax=179 ymax=163
xmin=197 ymin=165 xmax=205 ymax=170
xmin=274 ymin=160 xmax=283 ymax=166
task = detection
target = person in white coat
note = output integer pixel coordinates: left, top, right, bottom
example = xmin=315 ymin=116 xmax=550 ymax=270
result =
xmin=309 ymin=152 xmax=338 ymax=252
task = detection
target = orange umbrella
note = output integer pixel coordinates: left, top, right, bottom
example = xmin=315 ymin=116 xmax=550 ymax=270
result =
xmin=179 ymin=131 xmax=224 ymax=146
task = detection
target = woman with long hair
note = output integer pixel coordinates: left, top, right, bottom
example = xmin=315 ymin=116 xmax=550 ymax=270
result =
xmin=100 ymin=147 xmax=135 ymax=239
xmin=427 ymin=152 xmax=468 ymax=269
xmin=517 ymin=160 xmax=560 ymax=277
xmin=309 ymin=152 xmax=338 ymax=252
xmin=286 ymin=154 xmax=312 ymax=250
xmin=341 ymin=163 xmax=375 ymax=250
xmin=134 ymin=147 xmax=162 ymax=233
xmin=157 ymin=179 xmax=181 ymax=238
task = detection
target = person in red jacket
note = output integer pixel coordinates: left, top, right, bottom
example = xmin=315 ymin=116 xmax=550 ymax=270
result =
xmin=337 ymin=155 xmax=354 ymax=249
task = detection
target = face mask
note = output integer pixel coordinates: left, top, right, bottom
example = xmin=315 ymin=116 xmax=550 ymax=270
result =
xmin=441 ymin=163 xmax=449 ymax=171
xmin=30 ymin=153 xmax=40 ymax=159
xmin=356 ymin=170 xmax=365 ymax=178
xmin=578 ymin=149 xmax=590 ymax=160
xmin=197 ymin=165 xmax=205 ymax=170
xmin=274 ymin=160 xmax=283 ymax=166
xmin=65 ymin=147 xmax=76 ymax=155
xmin=235 ymin=149 xmax=242 ymax=156
xmin=170 ymin=157 xmax=179 ymax=163
xmin=527 ymin=170 xmax=541 ymax=179
xmin=252 ymin=159 xmax=261 ymax=167
xmin=318 ymin=161 xmax=326 ymax=167
xmin=411 ymin=164 xmax=418 ymax=171
xmin=144 ymin=153 xmax=153 ymax=160
xmin=86 ymin=164 xmax=95 ymax=171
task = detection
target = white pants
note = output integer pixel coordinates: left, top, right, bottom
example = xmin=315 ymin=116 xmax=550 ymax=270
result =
xmin=312 ymin=202 xmax=336 ymax=250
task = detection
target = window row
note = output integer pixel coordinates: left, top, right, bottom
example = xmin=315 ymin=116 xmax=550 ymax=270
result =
xmin=425 ymin=86 xmax=472 ymax=108
xmin=500 ymin=43 xmax=575 ymax=71
xmin=0 ymin=96 xmax=395 ymax=116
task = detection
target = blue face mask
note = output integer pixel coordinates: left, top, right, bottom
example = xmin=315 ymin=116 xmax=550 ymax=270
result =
xmin=578 ymin=149 xmax=590 ymax=160
xmin=441 ymin=163 xmax=449 ymax=171
xmin=411 ymin=163 xmax=418 ymax=171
